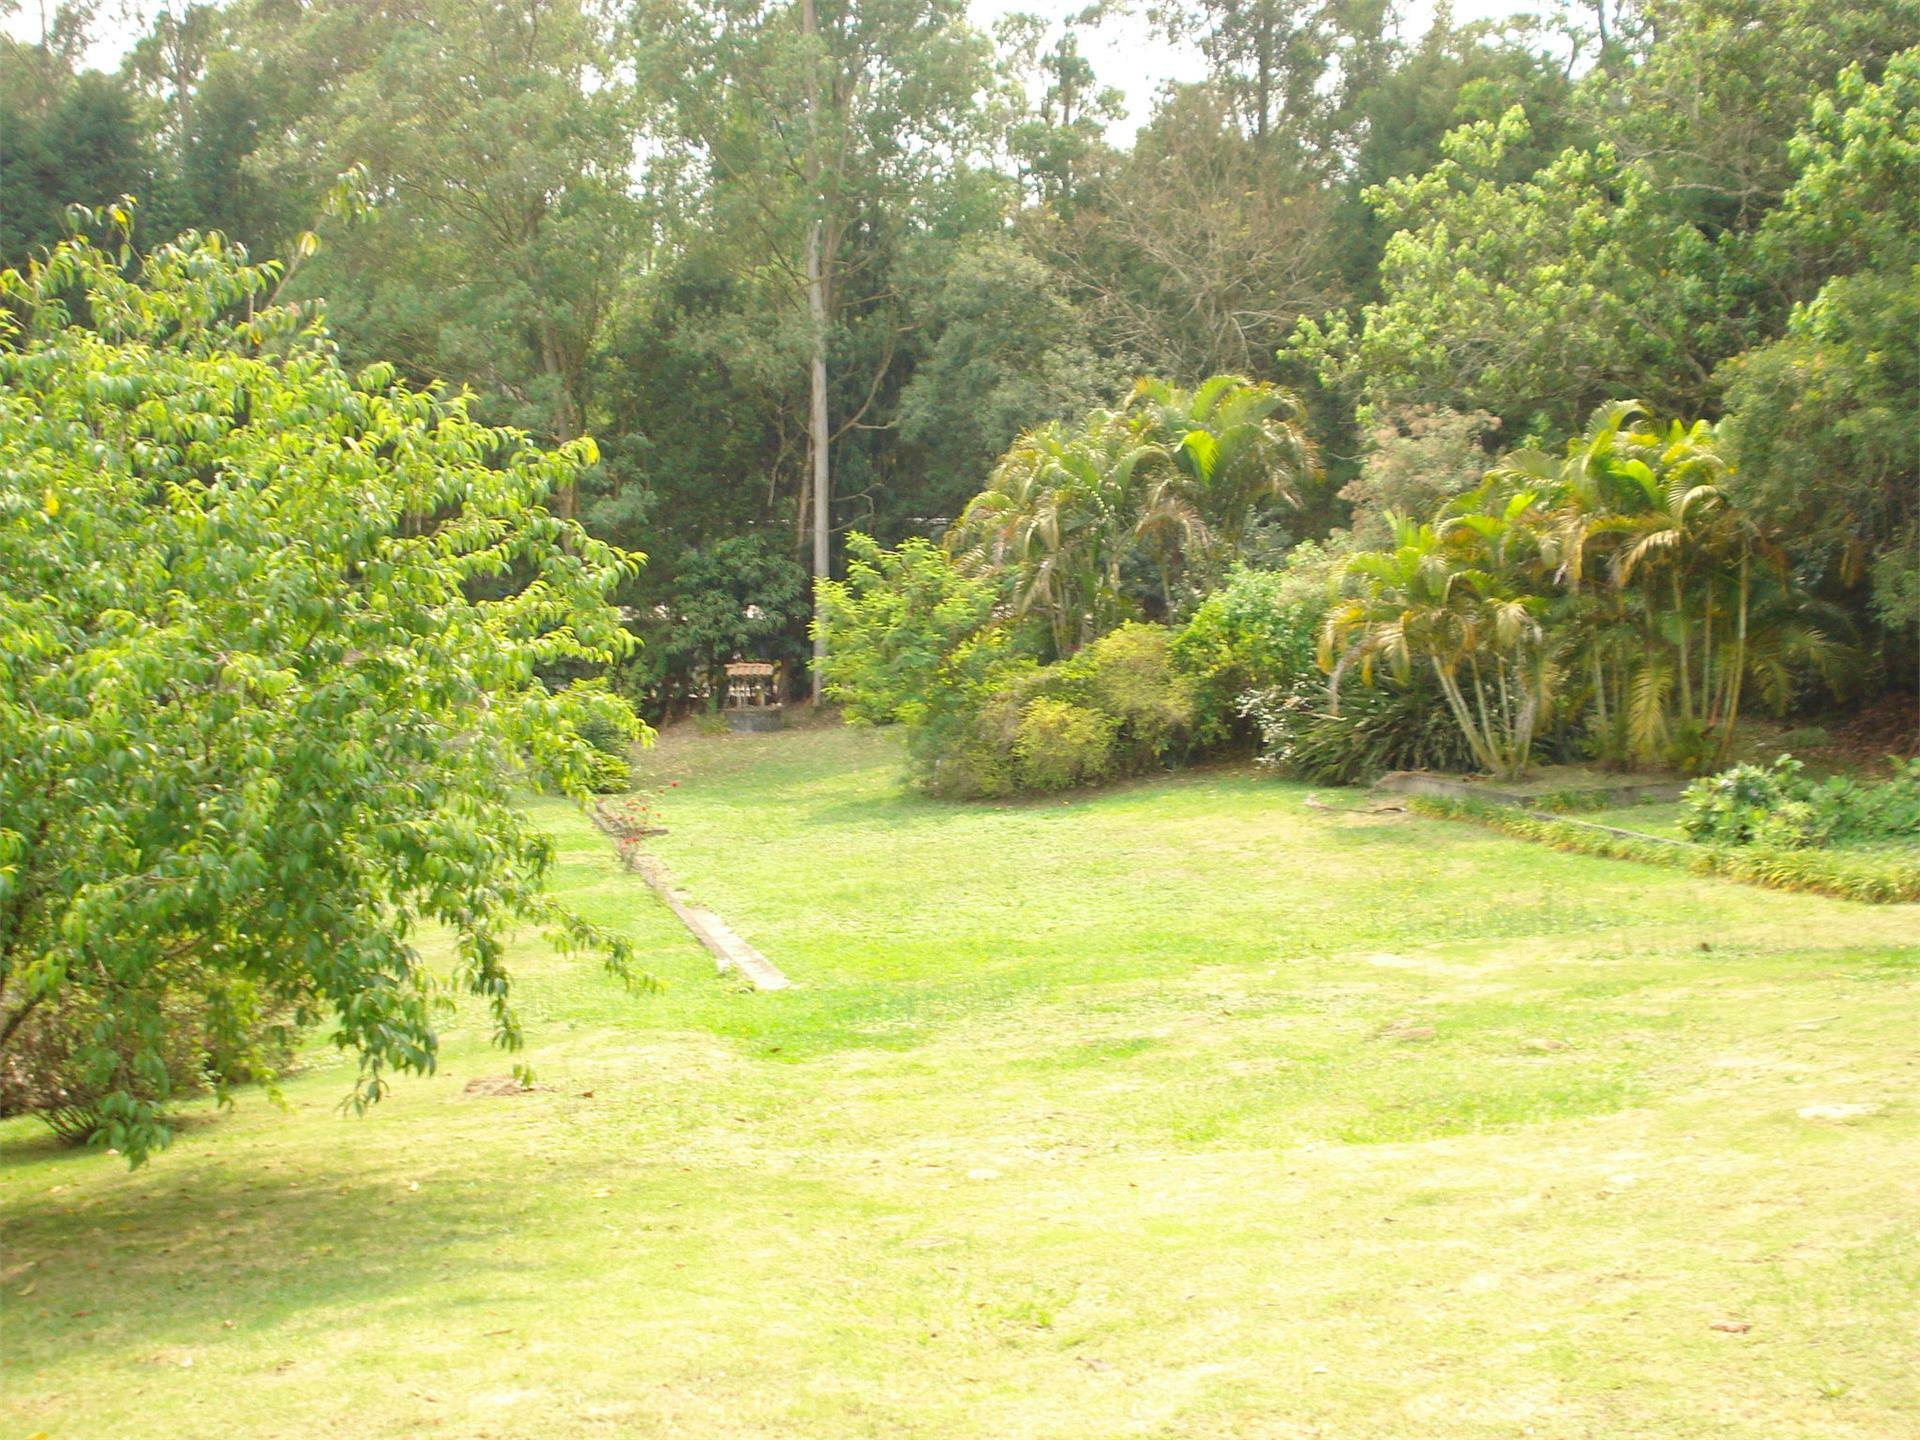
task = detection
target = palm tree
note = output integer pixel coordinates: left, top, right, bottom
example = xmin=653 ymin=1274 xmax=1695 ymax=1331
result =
xmin=1124 ymin=374 xmax=1316 ymax=558
xmin=1491 ymin=404 xmax=1841 ymax=768
xmin=1323 ymin=504 xmax=1555 ymax=779
xmin=947 ymin=375 xmax=1315 ymax=654
xmin=947 ymin=417 xmax=1166 ymax=655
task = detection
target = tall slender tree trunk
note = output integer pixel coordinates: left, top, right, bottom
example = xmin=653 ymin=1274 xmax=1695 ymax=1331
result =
xmin=537 ymin=316 xmax=580 ymax=520
xmin=806 ymin=223 xmax=830 ymax=700
xmin=803 ymin=0 xmax=831 ymax=702
xmin=1433 ymin=661 xmax=1499 ymax=776
xmin=1673 ymin=573 xmax=1693 ymax=723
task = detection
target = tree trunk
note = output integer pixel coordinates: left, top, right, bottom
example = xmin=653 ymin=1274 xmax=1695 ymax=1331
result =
xmin=1434 ymin=660 xmax=1499 ymax=775
xmin=1673 ymin=572 xmax=1693 ymax=722
xmin=537 ymin=316 xmax=581 ymax=520
xmin=807 ymin=225 xmax=830 ymax=701
xmin=803 ymin=0 xmax=831 ymax=702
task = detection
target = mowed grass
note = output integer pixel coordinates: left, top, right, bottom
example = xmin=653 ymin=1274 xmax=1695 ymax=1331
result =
xmin=4 ymin=724 xmax=1919 ymax=1440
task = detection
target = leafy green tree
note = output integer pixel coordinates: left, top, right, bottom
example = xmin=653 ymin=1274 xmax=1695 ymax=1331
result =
xmin=0 ymin=12 xmax=154 ymax=263
xmin=1293 ymin=107 xmax=1732 ymax=436
xmin=1590 ymin=0 xmax=1920 ymax=237
xmin=0 ymin=225 xmax=650 ymax=1164
xmin=1336 ymin=14 xmax=1576 ymax=296
xmin=894 ymin=233 xmax=1122 ymax=521
xmin=1719 ymin=50 xmax=1920 ymax=642
xmin=1150 ymin=0 xmax=1390 ymax=157
xmin=123 ymin=2 xmax=314 ymax=256
xmin=267 ymin=0 xmax=642 ymax=517
xmin=814 ymin=533 xmax=1016 ymax=726
xmin=634 ymin=534 xmax=812 ymax=714
xmin=636 ymin=0 xmax=1004 ymax=690
xmin=995 ymin=8 xmax=1125 ymax=207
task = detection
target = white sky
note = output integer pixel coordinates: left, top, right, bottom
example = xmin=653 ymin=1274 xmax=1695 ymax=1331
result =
xmin=10 ymin=0 xmax=1551 ymax=147
xmin=968 ymin=0 xmax=1557 ymax=141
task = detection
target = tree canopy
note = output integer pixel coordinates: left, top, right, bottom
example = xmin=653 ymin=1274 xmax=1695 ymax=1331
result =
xmin=9 ymin=0 xmax=1910 ymax=692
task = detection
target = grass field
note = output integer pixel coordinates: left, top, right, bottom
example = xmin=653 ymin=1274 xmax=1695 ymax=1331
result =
xmin=4 ymin=723 xmax=1918 ymax=1439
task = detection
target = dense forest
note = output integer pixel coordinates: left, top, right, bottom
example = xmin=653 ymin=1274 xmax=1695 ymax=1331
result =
xmin=5 ymin=0 xmax=1916 ymax=718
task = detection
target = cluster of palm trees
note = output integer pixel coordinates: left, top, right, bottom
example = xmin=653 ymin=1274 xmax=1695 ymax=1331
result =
xmin=945 ymin=375 xmax=1315 ymax=656
xmin=1324 ymin=402 xmax=1844 ymax=778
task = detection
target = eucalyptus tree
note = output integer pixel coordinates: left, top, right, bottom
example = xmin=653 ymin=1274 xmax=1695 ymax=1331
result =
xmin=1149 ymin=0 xmax=1391 ymax=158
xmin=633 ymin=0 xmax=1004 ymax=694
xmin=0 ymin=12 xmax=153 ymax=263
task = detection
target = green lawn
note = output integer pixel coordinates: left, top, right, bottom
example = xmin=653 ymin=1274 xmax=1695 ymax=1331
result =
xmin=5 ymin=723 xmax=1919 ymax=1439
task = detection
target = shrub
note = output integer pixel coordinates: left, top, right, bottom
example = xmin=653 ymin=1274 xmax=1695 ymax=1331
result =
xmin=1806 ymin=758 xmax=1920 ymax=842
xmin=815 ymin=533 xmax=1021 ymax=726
xmin=900 ymin=624 xmax=1194 ymax=799
xmin=1414 ymin=795 xmax=1920 ymax=904
xmin=1172 ymin=550 xmax=1338 ymax=750
xmin=566 ymin=682 xmax=641 ymax=792
xmin=1680 ymin=757 xmax=1819 ymax=846
xmin=910 ymin=670 xmax=1029 ymax=799
xmin=1241 ymin=673 xmax=1480 ymax=784
xmin=1054 ymin=622 xmax=1197 ymax=767
xmin=1681 ymin=755 xmax=1920 ymax=847
xmin=1013 ymin=698 xmax=1117 ymax=790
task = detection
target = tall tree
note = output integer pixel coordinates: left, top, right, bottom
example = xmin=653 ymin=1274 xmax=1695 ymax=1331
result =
xmin=0 ymin=224 xmax=647 ymax=1163
xmin=1719 ymin=50 xmax=1920 ymax=646
xmin=1151 ymin=0 xmax=1390 ymax=158
xmin=261 ymin=0 xmax=643 ymax=517
xmin=0 ymin=6 xmax=154 ymax=264
xmin=635 ymin=0 xmax=1002 ymax=694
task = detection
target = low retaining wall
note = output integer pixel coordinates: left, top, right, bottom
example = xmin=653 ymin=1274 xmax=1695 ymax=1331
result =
xmin=1371 ymin=770 xmax=1690 ymax=809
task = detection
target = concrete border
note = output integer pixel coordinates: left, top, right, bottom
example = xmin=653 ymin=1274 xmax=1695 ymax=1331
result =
xmin=590 ymin=811 xmax=792 ymax=991
xmin=1371 ymin=770 xmax=1690 ymax=808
